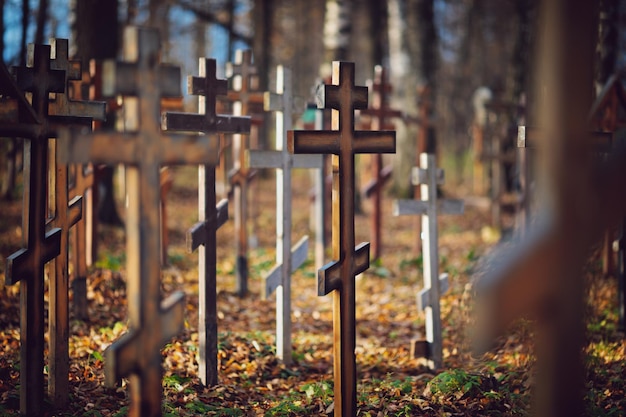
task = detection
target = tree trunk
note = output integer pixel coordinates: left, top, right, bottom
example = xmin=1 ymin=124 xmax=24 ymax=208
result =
xmin=34 ymin=0 xmax=47 ymax=45
xmin=20 ymin=0 xmax=28 ymax=66
xmin=253 ymin=0 xmax=272 ymax=149
xmin=388 ymin=0 xmax=437 ymax=198
xmin=73 ymin=0 xmax=122 ymax=226
xmin=595 ymin=0 xmax=619 ymax=95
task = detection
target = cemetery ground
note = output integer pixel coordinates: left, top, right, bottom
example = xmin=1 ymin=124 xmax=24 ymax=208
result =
xmin=0 ymin=162 xmax=625 ymax=416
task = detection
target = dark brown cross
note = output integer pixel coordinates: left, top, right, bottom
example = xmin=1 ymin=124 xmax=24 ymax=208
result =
xmin=46 ymin=38 xmax=106 ymax=408
xmin=4 ymin=42 xmax=66 ymax=416
xmin=360 ymin=65 xmax=402 ymax=260
xmin=6 ymin=45 xmax=65 ymax=415
xmin=224 ymin=49 xmax=264 ymax=296
xmin=59 ymin=26 xmax=220 ymax=417
xmin=162 ymin=57 xmax=250 ymax=386
xmin=288 ymin=61 xmax=396 ymax=417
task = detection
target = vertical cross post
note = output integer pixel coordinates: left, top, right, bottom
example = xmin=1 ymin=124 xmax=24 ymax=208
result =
xmin=47 ymin=38 xmax=106 ymax=408
xmin=393 ymin=153 xmax=464 ymax=369
xmin=60 ymin=26 xmax=220 ymax=417
xmin=289 ymin=61 xmax=396 ymax=417
xmin=247 ymin=66 xmax=322 ymax=364
xmin=4 ymin=42 xmax=68 ymax=416
xmin=225 ymin=50 xmax=265 ymax=296
xmin=360 ymin=66 xmax=402 ymax=261
xmin=69 ymin=163 xmax=94 ymax=320
xmin=162 ymin=57 xmax=250 ymax=386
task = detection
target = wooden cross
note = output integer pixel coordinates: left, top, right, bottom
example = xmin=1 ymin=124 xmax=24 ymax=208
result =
xmin=360 ymin=65 xmax=402 ymax=260
xmin=59 ymin=26 xmax=220 ymax=417
xmin=225 ymin=49 xmax=265 ymax=296
xmin=288 ymin=61 xmax=396 ymax=417
xmin=3 ymin=43 xmax=65 ymax=416
xmin=247 ymin=66 xmax=322 ymax=364
xmin=67 ymin=61 xmax=108 ymax=321
xmin=162 ymin=57 xmax=250 ymax=386
xmin=69 ymin=163 xmax=94 ymax=321
xmin=46 ymin=38 xmax=106 ymax=408
xmin=393 ymin=153 xmax=464 ymax=369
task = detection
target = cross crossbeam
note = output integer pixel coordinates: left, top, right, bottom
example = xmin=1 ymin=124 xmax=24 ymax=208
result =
xmin=289 ymin=61 xmax=395 ymax=417
xmin=162 ymin=57 xmax=250 ymax=386
xmin=60 ymin=27 xmax=220 ymax=417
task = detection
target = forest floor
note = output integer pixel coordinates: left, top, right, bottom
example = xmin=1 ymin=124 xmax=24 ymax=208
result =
xmin=0 ymin=163 xmax=624 ymax=416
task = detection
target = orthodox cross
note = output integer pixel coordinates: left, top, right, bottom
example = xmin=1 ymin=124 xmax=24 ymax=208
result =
xmin=360 ymin=65 xmax=402 ymax=260
xmin=224 ymin=49 xmax=264 ymax=296
xmin=3 ymin=43 xmax=64 ymax=416
xmin=288 ymin=61 xmax=396 ymax=417
xmin=247 ymin=66 xmax=322 ymax=364
xmin=3 ymin=38 xmax=103 ymax=413
xmin=393 ymin=153 xmax=464 ymax=369
xmin=162 ymin=57 xmax=250 ymax=386
xmin=59 ymin=26 xmax=220 ymax=417
xmin=47 ymin=38 xmax=106 ymax=408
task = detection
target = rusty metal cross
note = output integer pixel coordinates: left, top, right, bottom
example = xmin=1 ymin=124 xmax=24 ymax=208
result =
xmin=288 ymin=61 xmax=396 ymax=417
xmin=60 ymin=26 xmax=220 ymax=417
xmin=162 ymin=57 xmax=250 ymax=386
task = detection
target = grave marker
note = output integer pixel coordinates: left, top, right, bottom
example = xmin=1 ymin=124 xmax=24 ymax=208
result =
xmin=360 ymin=65 xmax=402 ymax=261
xmin=59 ymin=26 xmax=220 ymax=417
xmin=3 ymin=45 xmax=64 ymax=416
xmin=162 ymin=57 xmax=250 ymax=386
xmin=288 ymin=61 xmax=396 ymax=417
xmin=224 ymin=50 xmax=265 ymax=296
xmin=47 ymin=38 xmax=106 ymax=408
xmin=2 ymin=38 xmax=102 ymax=414
xmin=393 ymin=153 xmax=464 ymax=369
xmin=247 ymin=66 xmax=322 ymax=364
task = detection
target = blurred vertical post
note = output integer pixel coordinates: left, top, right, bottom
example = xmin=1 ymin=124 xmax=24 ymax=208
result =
xmin=475 ymin=2 xmax=598 ymax=417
